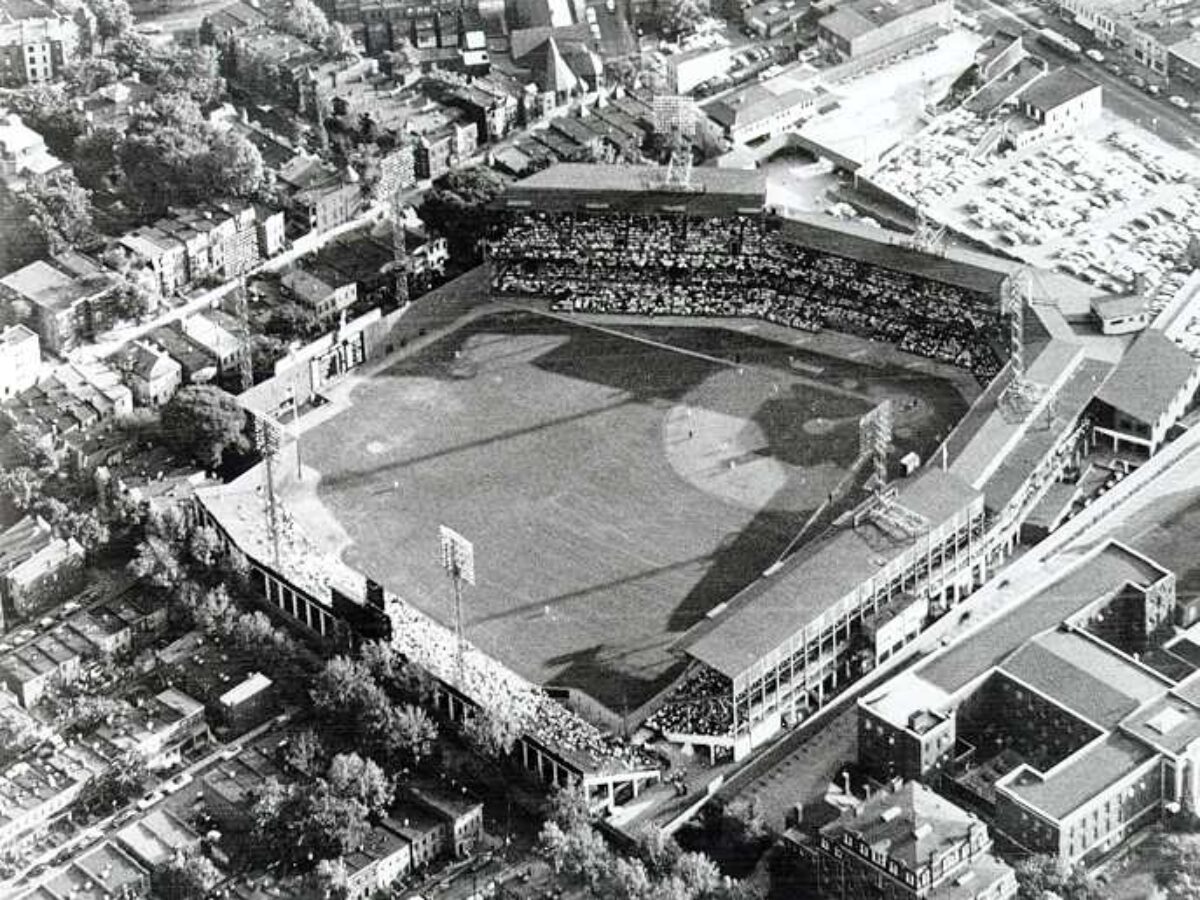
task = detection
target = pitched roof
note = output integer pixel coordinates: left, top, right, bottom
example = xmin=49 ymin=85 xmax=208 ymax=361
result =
xmin=1095 ymin=329 xmax=1197 ymax=424
xmin=820 ymin=782 xmax=980 ymax=870
xmin=535 ymin=36 xmax=580 ymax=95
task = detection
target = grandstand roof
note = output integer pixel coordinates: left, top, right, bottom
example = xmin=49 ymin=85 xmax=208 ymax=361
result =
xmin=503 ymin=164 xmax=767 ymax=216
xmin=679 ymin=469 xmax=981 ymax=681
xmin=775 ymin=214 xmax=1016 ymax=297
xmin=1094 ymin=330 xmax=1198 ymax=426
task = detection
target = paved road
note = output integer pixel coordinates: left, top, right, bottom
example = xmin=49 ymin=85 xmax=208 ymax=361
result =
xmin=959 ymin=0 xmax=1200 ymax=151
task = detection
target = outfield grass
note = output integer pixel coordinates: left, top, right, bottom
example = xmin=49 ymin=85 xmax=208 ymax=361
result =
xmin=297 ymin=311 xmax=967 ymax=713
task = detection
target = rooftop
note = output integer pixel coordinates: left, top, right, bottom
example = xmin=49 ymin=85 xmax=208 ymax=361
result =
xmin=920 ymin=541 xmax=1170 ymax=696
xmin=821 ymin=781 xmax=982 ymax=871
xmin=819 ymin=0 xmax=946 ymax=39
xmin=504 ymin=163 xmax=767 ymax=216
xmin=681 ymin=469 xmax=981 ymax=680
xmin=1095 ymin=329 xmax=1198 ymax=425
xmin=1000 ymin=630 xmax=1169 ymax=729
xmin=999 ymin=732 xmax=1154 ymax=820
xmin=1021 ymin=68 xmax=1101 ymax=113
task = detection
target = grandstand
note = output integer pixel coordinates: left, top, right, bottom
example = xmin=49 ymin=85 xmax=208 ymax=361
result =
xmin=490 ymin=164 xmax=1008 ymax=380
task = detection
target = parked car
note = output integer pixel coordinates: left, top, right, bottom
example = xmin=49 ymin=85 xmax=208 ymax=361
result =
xmin=1128 ymin=74 xmax=1147 ymax=89
xmin=1169 ymin=94 xmax=1190 ymax=109
xmin=1085 ymin=48 xmax=1104 ymax=62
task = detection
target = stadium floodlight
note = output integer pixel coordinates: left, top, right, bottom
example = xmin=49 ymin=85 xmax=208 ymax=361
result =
xmin=439 ymin=525 xmax=475 ymax=686
xmin=652 ymin=95 xmax=699 ymax=192
xmin=999 ymin=267 xmax=1043 ymax=421
xmin=858 ymin=400 xmax=893 ymax=491
xmin=254 ymin=414 xmax=284 ymax=567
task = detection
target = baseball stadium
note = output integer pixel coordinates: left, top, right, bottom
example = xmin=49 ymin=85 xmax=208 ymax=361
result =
xmin=199 ymin=163 xmax=1138 ymax=808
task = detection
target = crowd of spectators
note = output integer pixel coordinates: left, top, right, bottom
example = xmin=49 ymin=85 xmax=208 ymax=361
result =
xmin=386 ymin=588 xmax=658 ymax=775
xmin=645 ymin=666 xmax=734 ymax=738
xmin=490 ymin=211 xmax=1005 ymax=379
xmin=210 ymin=485 xmax=657 ymax=778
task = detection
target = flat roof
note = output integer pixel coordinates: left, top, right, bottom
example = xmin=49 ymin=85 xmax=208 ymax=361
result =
xmin=1000 ymin=630 xmax=1168 ymax=729
xmin=920 ymin=542 xmax=1169 ymax=696
xmin=1021 ymin=68 xmax=1101 ymax=112
xmin=682 ymin=469 xmax=981 ymax=679
xmin=503 ymin=163 xmax=767 ymax=216
xmin=1122 ymin=693 xmax=1200 ymax=757
xmin=1001 ymin=732 xmax=1154 ymax=820
xmin=776 ymin=214 xmax=1016 ymax=296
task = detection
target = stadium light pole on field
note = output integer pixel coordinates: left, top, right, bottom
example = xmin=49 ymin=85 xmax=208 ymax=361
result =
xmin=439 ymin=525 xmax=476 ymax=688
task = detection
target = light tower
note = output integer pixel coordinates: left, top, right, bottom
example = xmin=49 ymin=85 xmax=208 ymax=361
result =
xmin=911 ymin=206 xmax=946 ymax=256
xmin=254 ymin=413 xmax=283 ymax=568
xmin=999 ymin=267 xmax=1043 ymax=420
xmin=231 ymin=277 xmax=254 ymax=394
xmin=652 ymin=95 xmax=699 ymax=191
xmin=390 ymin=183 xmax=410 ymax=307
xmin=858 ymin=400 xmax=893 ymax=491
xmin=439 ymin=525 xmax=475 ymax=687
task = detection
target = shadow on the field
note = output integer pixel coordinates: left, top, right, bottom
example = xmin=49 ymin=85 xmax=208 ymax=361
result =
xmin=543 ymin=643 xmax=689 ymax=717
xmin=666 ymin=505 xmax=804 ymax=635
xmin=317 ymin=397 xmax=633 ymax=491
xmin=465 ymin=554 xmax=714 ymax=629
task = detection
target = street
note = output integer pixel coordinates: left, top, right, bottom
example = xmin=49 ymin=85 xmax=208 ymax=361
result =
xmin=958 ymin=0 xmax=1200 ymax=150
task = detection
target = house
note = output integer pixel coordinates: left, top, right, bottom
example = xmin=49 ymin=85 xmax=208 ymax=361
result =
xmin=667 ymin=45 xmax=733 ymax=95
xmin=0 ymin=0 xmax=78 ymax=88
xmin=1091 ymin=294 xmax=1148 ymax=336
xmin=179 ymin=313 xmax=244 ymax=377
xmin=344 ymin=819 xmax=414 ymax=900
xmin=817 ymin=0 xmax=952 ymax=59
xmin=0 ymin=742 xmax=109 ymax=851
xmin=116 ymin=339 xmax=183 ymax=407
xmin=403 ymin=782 xmax=484 ymax=858
xmin=786 ymin=781 xmax=1019 ymax=900
xmin=1093 ymin=329 xmax=1200 ymax=455
xmin=705 ymin=80 xmax=818 ymax=144
xmin=146 ymin=326 xmax=219 ymax=385
xmin=0 ymin=255 xmax=118 ymax=355
xmin=277 ymin=155 xmax=361 ymax=236
xmin=0 ymin=324 xmax=39 ymax=401
xmin=1014 ymin=69 xmax=1102 ymax=146
xmin=282 ymin=267 xmax=358 ymax=321
xmin=114 ymin=807 xmax=202 ymax=868
xmin=120 ymin=226 xmax=189 ymax=296
xmin=0 ymin=111 xmax=60 ymax=188
xmin=215 ymin=671 xmax=276 ymax=733
xmin=744 ymin=0 xmax=808 ymax=37
xmin=0 ymin=515 xmax=85 ymax=627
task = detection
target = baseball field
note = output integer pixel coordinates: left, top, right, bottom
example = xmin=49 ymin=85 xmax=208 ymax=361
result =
xmin=293 ymin=310 xmax=969 ymax=713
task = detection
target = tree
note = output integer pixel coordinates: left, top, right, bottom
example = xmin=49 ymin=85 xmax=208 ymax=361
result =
xmin=83 ymin=753 xmax=148 ymax=816
xmin=547 ymin=784 xmax=592 ymax=832
xmin=129 ymin=533 xmax=187 ymax=588
xmin=288 ymin=783 xmax=371 ymax=867
xmin=322 ymin=21 xmax=358 ymax=60
xmin=672 ymin=852 xmax=721 ymax=898
xmin=188 ymin=524 xmax=225 ymax=568
xmin=605 ymin=856 xmax=654 ymax=900
xmin=84 ymin=0 xmax=135 ymax=49
xmin=462 ymin=703 xmax=522 ymax=760
xmin=327 ymin=752 xmax=392 ymax=814
xmin=24 ymin=169 xmax=94 ymax=254
xmin=0 ymin=84 xmax=87 ymax=156
xmin=271 ymin=0 xmax=332 ymax=44
xmin=657 ymin=0 xmax=710 ymax=35
xmin=65 ymin=57 xmax=121 ymax=94
xmin=1013 ymin=855 xmax=1105 ymax=900
xmin=160 ymin=385 xmax=250 ymax=469
xmin=285 ymin=728 xmax=325 ymax=776
xmin=417 ymin=166 xmax=506 ymax=264
xmin=193 ymin=585 xmax=239 ymax=638
xmin=539 ymin=818 xmax=612 ymax=890
xmin=635 ymin=826 xmax=682 ymax=879
xmin=150 ymin=848 xmax=222 ymax=900
xmin=201 ymin=129 xmax=265 ymax=197
xmin=0 ymin=467 xmax=45 ymax=509
xmin=382 ymin=703 xmax=438 ymax=766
